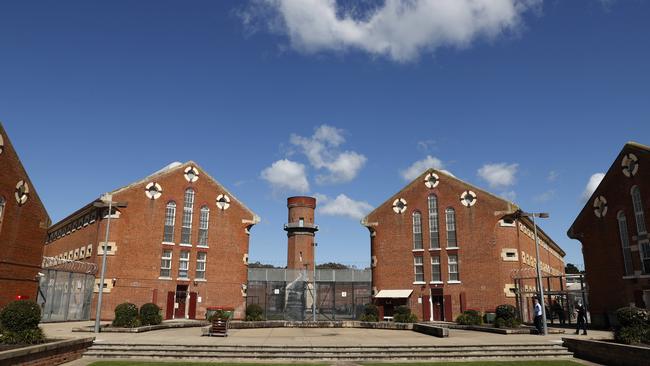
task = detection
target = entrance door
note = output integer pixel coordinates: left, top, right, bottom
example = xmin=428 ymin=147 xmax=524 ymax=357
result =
xmin=174 ymin=285 xmax=188 ymax=319
xmin=432 ymin=295 xmax=444 ymax=321
xmin=422 ymin=295 xmax=431 ymax=321
xmin=188 ymin=292 xmax=197 ymax=319
xmin=165 ymin=292 xmax=174 ymax=319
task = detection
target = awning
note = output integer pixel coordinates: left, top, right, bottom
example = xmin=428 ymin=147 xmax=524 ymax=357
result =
xmin=374 ymin=289 xmax=413 ymax=299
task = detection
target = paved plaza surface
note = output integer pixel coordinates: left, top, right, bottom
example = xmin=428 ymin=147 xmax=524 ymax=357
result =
xmin=42 ymin=321 xmax=613 ymax=347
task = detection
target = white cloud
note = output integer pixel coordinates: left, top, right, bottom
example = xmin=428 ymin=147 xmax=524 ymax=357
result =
xmin=401 ymin=155 xmax=444 ymax=181
xmin=547 ymin=170 xmax=559 ymax=182
xmin=534 ymin=189 xmax=556 ymax=203
xmin=290 ymin=124 xmax=367 ymax=184
xmin=245 ymin=0 xmax=540 ymax=62
xmin=260 ymin=159 xmax=309 ymax=193
xmin=477 ymin=162 xmax=518 ymax=188
xmin=581 ymin=173 xmax=605 ymax=201
xmin=318 ymin=194 xmax=374 ymax=220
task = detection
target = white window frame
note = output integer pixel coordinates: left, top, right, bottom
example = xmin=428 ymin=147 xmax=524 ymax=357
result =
xmin=448 ymin=254 xmax=460 ymax=283
xmin=414 ymin=256 xmax=424 ymax=283
xmin=412 ymin=211 xmax=423 ymax=250
xmin=617 ymin=211 xmax=634 ymax=276
xmin=631 ymin=186 xmax=647 ymax=235
xmin=195 ymin=252 xmax=207 ymax=280
xmin=446 ymin=208 xmax=458 ymax=248
xmin=163 ymin=201 xmax=176 ymax=243
xmin=430 ymin=256 xmax=442 ymax=283
xmin=198 ymin=206 xmax=209 ymax=247
xmin=180 ymin=189 xmax=194 ymax=245
xmin=160 ymin=250 xmax=172 ymax=278
xmin=178 ymin=250 xmax=190 ymax=279
xmin=428 ymin=195 xmax=440 ymax=249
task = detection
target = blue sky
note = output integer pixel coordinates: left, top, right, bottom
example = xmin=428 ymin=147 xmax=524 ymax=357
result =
xmin=1 ymin=1 xmax=649 ymax=269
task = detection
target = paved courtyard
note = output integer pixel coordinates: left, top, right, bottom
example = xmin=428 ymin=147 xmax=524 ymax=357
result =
xmin=42 ymin=321 xmax=613 ymax=347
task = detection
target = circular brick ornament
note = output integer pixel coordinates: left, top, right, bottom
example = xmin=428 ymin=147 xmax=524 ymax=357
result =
xmin=145 ymin=182 xmax=163 ymax=199
xmin=593 ymin=196 xmax=608 ymax=218
xmin=424 ymin=173 xmax=440 ymax=188
xmin=460 ymin=190 xmax=477 ymax=207
xmin=622 ymin=153 xmax=639 ymax=178
xmin=392 ymin=198 xmax=407 ymax=213
xmin=216 ymin=194 xmax=231 ymax=210
xmin=184 ymin=166 xmax=199 ymax=182
xmin=15 ymin=180 xmax=29 ymax=205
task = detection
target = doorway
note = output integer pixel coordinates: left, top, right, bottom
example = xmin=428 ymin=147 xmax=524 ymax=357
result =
xmin=431 ymin=288 xmax=444 ymax=321
xmin=174 ymin=285 xmax=188 ymax=319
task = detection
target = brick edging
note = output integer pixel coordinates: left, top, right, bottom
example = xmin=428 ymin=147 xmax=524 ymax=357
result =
xmin=0 ymin=337 xmax=94 ymax=366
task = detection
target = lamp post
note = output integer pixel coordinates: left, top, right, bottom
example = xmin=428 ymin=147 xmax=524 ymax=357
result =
xmin=500 ymin=209 xmax=550 ymax=336
xmin=93 ymin=194 xmax=127 ymax=333
xmin=312 ymin=242 xmax=317 ymax=321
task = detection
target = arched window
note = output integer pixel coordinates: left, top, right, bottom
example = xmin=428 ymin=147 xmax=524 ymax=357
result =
xmin=428 ymin=195 xmax=440 ymax=249
xmin=632 ymin=186 xmax=650 ymax=273
xmin=163 ymin=201 xmax=176 ymax=243
xmin=617 ymin=211 xmax=633 ymax=276
xmin=180 ymin=188 xmax=195 ymax=244
xmin=446 ymin=208 xmax=457 ymax=248
xmin=198 ymin=206 xmax=209 ymax=247
xmin=631 ymin=186 xmax=647 ymax=234
xmin=412 ymin=211 xmax=423 ymax=250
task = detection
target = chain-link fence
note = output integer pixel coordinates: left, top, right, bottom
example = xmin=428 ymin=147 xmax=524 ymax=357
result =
xmin=37 ymin=257 xmax=96 ymax=322
xmin=247 ymin=268 xmax=371 ymax=321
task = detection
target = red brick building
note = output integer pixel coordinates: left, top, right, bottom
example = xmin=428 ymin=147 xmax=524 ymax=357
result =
xmin=0 ymin=123 xmax=50 ymax=308
xmin=362 ymin=169 xmax=566 ymax=322
xmin=285 ymin=196 xmax=318 ymax=271
xmin=43 ymin=161 xmax=259 ymax=320
xmin=568 ymin=142 xmax=650 ymax=327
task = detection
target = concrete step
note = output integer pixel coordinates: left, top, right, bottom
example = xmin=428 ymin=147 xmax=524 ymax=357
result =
xmin=84 ymin=343 xmax=573 ymax=360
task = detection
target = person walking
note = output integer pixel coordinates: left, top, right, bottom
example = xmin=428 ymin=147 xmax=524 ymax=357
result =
xmin=575 ymin=302 xmax=588 ymax=335
xmin=533 ymin=298 xmax=543 ymax=335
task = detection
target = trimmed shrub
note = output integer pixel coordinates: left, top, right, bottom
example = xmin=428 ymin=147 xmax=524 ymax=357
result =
xmin=112 ymin=302 xmax=140 ymax=328
xmin=393 ymin=305 xmax=418 ymax=323
xmin=139 ymin=303 xmax=162 ymax=326
xmin=456 ymin=310 xmax=483 ymax=325
xmin=359 ymin=303 xmax=379 ymax=322
xmin=614 ymin=306 xmax=649 ymax=345
xmin=494 ymin=304 xmax=520 ymax=328
xmin=245 ymin=304 xmax=264 ymax=321
xmin=0 ymin=300 xmax=45 ymax=345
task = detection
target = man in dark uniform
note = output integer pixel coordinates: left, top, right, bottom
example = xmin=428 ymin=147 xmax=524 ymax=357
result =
xmin=575 ymin=301 xmax=587 ymax=335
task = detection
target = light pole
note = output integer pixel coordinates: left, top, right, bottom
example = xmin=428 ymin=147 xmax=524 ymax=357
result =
xmin=312 ymin=242 xmax=317 ymax=321
xmin=93 ymin=194 xmax=127 ymax=333
xmin=500 ymin=209 xmax=550 ymax=336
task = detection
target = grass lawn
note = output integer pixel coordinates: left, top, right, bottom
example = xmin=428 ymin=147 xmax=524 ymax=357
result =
xmin=88 ymin=362 xmax=583 ymax=366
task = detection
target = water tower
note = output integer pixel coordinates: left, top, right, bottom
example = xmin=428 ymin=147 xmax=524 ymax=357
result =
xmin=285 ymin=196 xmax=318 ymax=270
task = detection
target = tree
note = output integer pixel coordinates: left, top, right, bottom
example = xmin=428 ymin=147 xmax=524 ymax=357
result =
xmin=316 ymin=262 xmax=349 ymax=269
xmin=248 ymin=261 xmax=279 ymax=268
xmin=565 ymin=263 xmax=581 ymax=274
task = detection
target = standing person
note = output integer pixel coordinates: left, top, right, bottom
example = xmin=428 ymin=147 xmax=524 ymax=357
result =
xmin=575 ymin=302 xmax=587 ymax=335
xmin=533 ymin=298 xmax=543 ymax=335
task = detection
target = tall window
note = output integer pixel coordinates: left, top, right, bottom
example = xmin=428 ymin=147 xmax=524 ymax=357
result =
xmin=412 ymin=211 xmax=423 ymax=250
xmin=431 ymin=256 xmax=441 ymax=282
xmin=198 ymin=206 xmax=209 ymax=247
xmin=414 ymin=256 xmax=424 ymax=282
xmin=428 ymin=195 xmax=440 ymax=249
xmin=163 ymin=202 xmax=176 ymax=243
xmin=179 ymin=250 xmax=190 ymax=278
xmin=181 ymin=189 xmax=194 ymax=244
xmin=196 ymin=252 xmax=207 ymax=279
xmin=160 ymin=250 xmax=172 ymax=277
xmin=631 ymin=186 xmax=647 ymax=234
xmin=0 ymin=196 xmax=5 ymax=233
xmin=446 ymin=208 xmax=457 ymax=247
xmin=448 ymin=255 xmax=459 ymax=281
xmin=617 ymin=211 xmax=634 ymax=276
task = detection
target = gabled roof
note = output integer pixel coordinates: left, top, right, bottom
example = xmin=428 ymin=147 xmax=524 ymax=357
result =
xmin=49 ymin=160 xmax=259 ymax=229
xmin=361 ymin=168 xmax=565 ymax=257
xmin=362 ymin=168 xmax=518 ymax=222
xmin=568 ymin=141 xmax=650 ymax=239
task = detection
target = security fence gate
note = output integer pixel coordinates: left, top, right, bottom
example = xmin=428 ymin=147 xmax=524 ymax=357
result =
xmin=37 ymin=257 xmax=97 ymax=322
xmin=247 ymin=268 xmax=371 ymax=321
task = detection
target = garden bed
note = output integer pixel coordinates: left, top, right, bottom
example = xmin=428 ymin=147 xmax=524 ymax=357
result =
xmin=0 ymin=337 xmax=94 ymax=366
xmin=563 ymin=337 xmax=650 ymax=366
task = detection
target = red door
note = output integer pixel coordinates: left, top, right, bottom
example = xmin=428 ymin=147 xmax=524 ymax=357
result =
xmin=422 ymin=295 xmax=431 ymax=321
xmin=165 ymin=292 xmax=174 ymax=320
xmin=188 ymin=292 xmax=197 ymax=319
xmin=432 ymin=297 xmax=443 ymax=321
xmin=443 ymin=295 xmax=453 ymax=322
